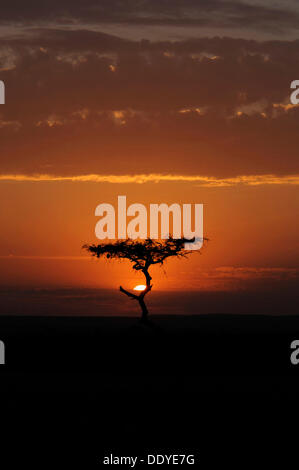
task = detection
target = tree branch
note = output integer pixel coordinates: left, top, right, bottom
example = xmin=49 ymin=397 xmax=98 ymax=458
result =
xmin=119 ymin=286 xmax=139 ymax=300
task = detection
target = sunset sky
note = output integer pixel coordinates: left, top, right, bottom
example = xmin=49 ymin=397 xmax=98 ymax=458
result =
xmin=0 ymin=0 xmax=298 ymax=313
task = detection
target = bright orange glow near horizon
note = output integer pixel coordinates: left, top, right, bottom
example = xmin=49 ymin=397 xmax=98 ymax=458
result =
xmin=134 ymin=285 xmax=146 ymax=291
xmin=0 ymin=180 xmax=298 ymax=290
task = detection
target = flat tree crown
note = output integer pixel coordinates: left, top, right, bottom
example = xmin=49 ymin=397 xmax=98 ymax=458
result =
xmin=83 ymin=236 xmax=196 ymax=270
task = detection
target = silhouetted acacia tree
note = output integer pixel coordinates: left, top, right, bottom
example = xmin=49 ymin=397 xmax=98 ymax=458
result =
xmin=83 ymin=237 xmax=201 ymax=322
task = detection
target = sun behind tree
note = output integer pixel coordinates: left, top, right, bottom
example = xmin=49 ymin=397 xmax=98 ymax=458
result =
xmin=83 ymin=237 xmax=205 ymax=323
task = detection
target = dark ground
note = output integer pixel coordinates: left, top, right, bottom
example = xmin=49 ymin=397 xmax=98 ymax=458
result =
xmin=0 ymin=313 xmax=299 ymax=375
xmin=1 ymin=314 xmax=299 ymax=468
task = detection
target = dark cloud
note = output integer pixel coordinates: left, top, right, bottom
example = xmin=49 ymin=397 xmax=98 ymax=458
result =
xmin=0 ymin=31 xmax=298 ymax=177
xmin=0 ymin=0 xmax=299 ymax=35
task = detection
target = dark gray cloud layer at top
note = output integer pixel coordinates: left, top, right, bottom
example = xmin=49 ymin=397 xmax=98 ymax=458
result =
xmin=1 ymin=0 xmax=299 ymax=39
xmin=0 ymin=30 xmax=298 ymax=177
xmin=0 ymin=3 xmax=298 ymax=177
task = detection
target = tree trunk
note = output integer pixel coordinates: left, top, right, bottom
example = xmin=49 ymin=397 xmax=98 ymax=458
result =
xmin=138 ymin=297 xmax=149 ymax=322
xmin=120 ymin=266 xmax=152 ymax=323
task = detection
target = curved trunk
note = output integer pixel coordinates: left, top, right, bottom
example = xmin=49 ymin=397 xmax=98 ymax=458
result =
xmin=120 ymin=266 xmax=152 ymax=322
xmin=138 ymin=267 xmax=152 ymax=320
xmin=138 ymin=297 xmax=149 ymax=322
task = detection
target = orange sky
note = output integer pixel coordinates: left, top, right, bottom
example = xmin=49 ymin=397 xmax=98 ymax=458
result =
xmin=0 ymin=179 xmax=297 ymax=290
xmin=0 ymin=1 xmax=298 ymax=293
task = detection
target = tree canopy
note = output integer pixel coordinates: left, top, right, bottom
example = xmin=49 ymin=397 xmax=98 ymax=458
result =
xmin=83 ymin=236 xmax=205 ymax=322
xmin=83 ymin=236 xmax=196 ymax=271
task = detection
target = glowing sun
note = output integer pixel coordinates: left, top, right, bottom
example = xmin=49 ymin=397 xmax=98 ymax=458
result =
xmin=134 ymin=285 xmax=146 ymax=291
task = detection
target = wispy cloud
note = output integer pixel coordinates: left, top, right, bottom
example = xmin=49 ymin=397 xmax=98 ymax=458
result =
xmin=0 ymin=173 xmax=298 ymax=186
xmin=182 ymin=266 xmax=299 ymax=291
xmin=213 ymin=266 xmax=299 ymax=280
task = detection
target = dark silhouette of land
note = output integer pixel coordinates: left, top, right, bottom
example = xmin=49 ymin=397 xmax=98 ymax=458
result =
xmin=1 ymin=313 xmax=299 ymax=468
xmin=1 ymin=313 xmax=299 ymax=375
